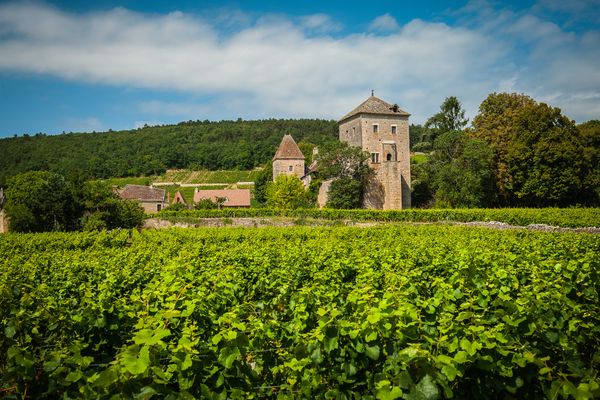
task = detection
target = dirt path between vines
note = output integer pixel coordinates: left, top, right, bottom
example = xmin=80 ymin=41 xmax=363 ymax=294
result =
xmin=144 ymin=217 xmax=600 ymax=234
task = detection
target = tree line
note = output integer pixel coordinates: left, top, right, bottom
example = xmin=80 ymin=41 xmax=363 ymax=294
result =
xmin=412 ymin=94 xmax=598 ymax=207
xmin=3 ymin=171 xmax=144 ymax=232
xmin=0 ymin=119 xmax=339 ymax=186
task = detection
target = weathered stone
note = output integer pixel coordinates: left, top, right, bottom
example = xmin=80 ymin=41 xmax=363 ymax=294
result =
xmin=339 ymin=96 xmax=411 ymax=209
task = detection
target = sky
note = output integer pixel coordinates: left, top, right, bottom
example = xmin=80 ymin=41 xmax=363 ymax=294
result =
xmin=0 ymin=0 xmax=599 ymax=137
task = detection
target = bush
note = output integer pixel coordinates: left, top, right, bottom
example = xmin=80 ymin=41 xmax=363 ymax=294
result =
xmin=326 ymin=178 xmax=363 ymax=209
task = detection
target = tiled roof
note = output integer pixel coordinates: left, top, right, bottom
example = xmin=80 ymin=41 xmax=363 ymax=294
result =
xmin=118 ymin=185 xmax=165 ymax=202
xmin=273 ymin=135 xmax=304 ymax=160
xmin=194 ymin=189 xmax=251 ymax=207
xmin=340 ymin=96 xmax=410 ymax=122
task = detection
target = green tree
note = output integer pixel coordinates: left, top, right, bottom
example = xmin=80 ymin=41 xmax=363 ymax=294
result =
xmin=316 ymin=142 xmax=372 ymax=209
xmin=471 ymin=93 xmax=588 ymax=206
xmin=80 ymin=181 xmax=144 ymax=230
xmin=424 ymin=96 xmax=468 ymax=142
xmin=577 ymin=120 xmax=600 ymax=205
xmin=316 ymin=142 xmax=371 ymax=181
xmin=5 ymin=171 xmax=75 ymax=232
xmin=409 ymin=124 xmax=429 ymax=151
xmin=429 ymin=131 xmax=496 ymax=207
xmin=266 ymin=175 xmax=307 ymax=210
xmin=194 ymin=198 xmax=218 ymax=210
xmin=326 ymin=178 xmax=363 ymax=209
xmin=253 ymin=163 xmax=273 ymax=205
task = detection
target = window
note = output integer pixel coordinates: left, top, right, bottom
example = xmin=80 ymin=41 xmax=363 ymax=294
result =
xmin=371 ymin=152 xmax=380 ymax=163
xmin=352 ymin=127 xmax=356 ymax=135
xmin=157 ymin=204 xmax=162 ymax=212
xmin=373 ymin=124 xmax=379 ymax=133
xmin=288 ymin=165 xmax=293 ymax=172
xmin=391 ymin=125 xmax=397 ymax=134
xmin=387 ymin=153 xmax=392 ymax=161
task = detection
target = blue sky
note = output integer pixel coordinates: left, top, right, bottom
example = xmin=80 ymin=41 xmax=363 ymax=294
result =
xmin=0 ymin=0 xmax=598 ymax=137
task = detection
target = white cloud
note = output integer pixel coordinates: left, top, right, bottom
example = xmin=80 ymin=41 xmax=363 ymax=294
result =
xmin=300 ymin=13 xmax=342 ymax=33
xmin=63 ymin=117 xmax=103 ymax=132
xmin=0 ymin=1 xmax=598 ymax=124
xmin=368 ymin=13 xmax=400 ymax=33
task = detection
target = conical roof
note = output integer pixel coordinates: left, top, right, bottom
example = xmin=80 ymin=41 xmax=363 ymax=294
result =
xmin=340 ymin=96 xmax=410 ymax=122
xmin=273 ymin=135 xmax=304 ymax=160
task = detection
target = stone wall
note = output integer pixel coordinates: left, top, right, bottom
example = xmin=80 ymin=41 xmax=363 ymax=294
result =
xmin=140 ymin=201 xmax=166 ymax=214
xmin=0 ymin=210 xmax=8 ymax=233
xmin=273 ymin=159 xmax=305 ymax=180
xmin=339 ymin=117 xmax=363 ymax=147
xmin=317 ymin=179 xmax=332 ymax=208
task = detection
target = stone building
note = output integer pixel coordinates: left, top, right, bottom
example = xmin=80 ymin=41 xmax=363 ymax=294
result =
xmin=339 ymin=95 xmax=411 ymax=209
xmin=273 ymin=135 xmax=305 ymax=181
xmin=117 ymin=184 xmax=167 ymax=214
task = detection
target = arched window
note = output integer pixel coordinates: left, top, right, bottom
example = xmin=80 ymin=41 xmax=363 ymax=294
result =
xmin=387 ymin=153 xmax=392 ymax=161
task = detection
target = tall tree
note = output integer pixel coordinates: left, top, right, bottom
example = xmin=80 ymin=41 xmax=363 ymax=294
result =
xmin=424 ymin=96 xmax=469 ymax=142
xmin=471 ymin=93 xmax=588 ymax=206
xmin=428 ymin=131 xmax=496 ymax=208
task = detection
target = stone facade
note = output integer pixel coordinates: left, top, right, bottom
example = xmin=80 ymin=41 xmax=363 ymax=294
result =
xmin=273 ymin=135 xmax=305 ymax=181
xmin=339 ymin=96 xmax=411 ymax=209
xmin=273 ymin=159 xmax=305 ymax=180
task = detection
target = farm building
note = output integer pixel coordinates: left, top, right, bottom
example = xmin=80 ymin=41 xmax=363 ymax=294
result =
xmin=117 ymin=184 xmax=167 ymax=214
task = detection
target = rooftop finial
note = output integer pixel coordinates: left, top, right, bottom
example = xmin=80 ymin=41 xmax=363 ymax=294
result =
xmin=371 ymin=89 xmax=374 ymax=96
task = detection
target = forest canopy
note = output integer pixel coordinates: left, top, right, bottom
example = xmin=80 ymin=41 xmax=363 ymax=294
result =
xmin=0 ymin=119 xmax=338 ymax=186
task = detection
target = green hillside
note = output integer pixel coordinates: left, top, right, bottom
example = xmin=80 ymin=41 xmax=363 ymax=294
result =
xmin=0 ymin=119 xmax=338 ymax=186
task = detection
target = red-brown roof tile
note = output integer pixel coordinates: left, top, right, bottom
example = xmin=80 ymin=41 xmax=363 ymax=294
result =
xmin=273 ymin=135 xmax=304 ymax=160
xmin=193 ymin=189 xmax=251 ymax=207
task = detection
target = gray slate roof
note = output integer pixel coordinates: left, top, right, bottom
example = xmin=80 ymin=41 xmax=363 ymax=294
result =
xmin=273 ymin=135 xmax=305 ymax=160
xmin=118 ymin=185 xmax=165 ymax=202
xmin=340 ymin=96 xmax=410 ymax=122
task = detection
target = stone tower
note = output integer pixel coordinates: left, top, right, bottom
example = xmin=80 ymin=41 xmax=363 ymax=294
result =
xmin=338 ymin=95 xmax=411 ymax=209
xmin=273 ymin=134 xmax=305 ymax=181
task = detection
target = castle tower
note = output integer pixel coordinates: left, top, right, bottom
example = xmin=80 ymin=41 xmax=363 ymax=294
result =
xmin=272 ymin=135 xmax=305 ymax=181
xmin=338 ymin=95 xmax=411 ymax=209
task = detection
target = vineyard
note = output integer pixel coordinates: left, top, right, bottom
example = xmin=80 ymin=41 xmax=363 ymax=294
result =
xmin=1 ymin=226 xmax=598 ymax=399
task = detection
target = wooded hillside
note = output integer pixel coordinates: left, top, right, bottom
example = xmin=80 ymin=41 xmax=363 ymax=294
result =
xmin=0 ymin=119 xmax=338 ymax=186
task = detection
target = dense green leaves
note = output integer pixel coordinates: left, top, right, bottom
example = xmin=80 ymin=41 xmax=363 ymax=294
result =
xmin=4 ymin=172 xmax=144 ymax=232
xmin=471 ymin=93 xmax=594 ymax=206
xmin=0 ymin=119 xmax=338 ymax=185
xmin=0 ymin=226 xmax=598 ymax=398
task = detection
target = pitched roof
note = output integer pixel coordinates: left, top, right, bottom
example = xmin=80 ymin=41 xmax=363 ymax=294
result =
xmin=118 ymin=185 xmax=165 ymax=202
xmin=194 ymin=189 xmax=251 ymax=207
xmin=172 ymin=191 xmax=187 ymax=205
xmin=339 ymin=96 xmax=410 ymax=122
xmin=273 ymin=135 xmax=304 ymax=160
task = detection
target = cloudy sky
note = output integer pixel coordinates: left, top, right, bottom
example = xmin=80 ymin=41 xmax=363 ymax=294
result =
xmin=0 ymin=0 xmax=598 ymax=137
